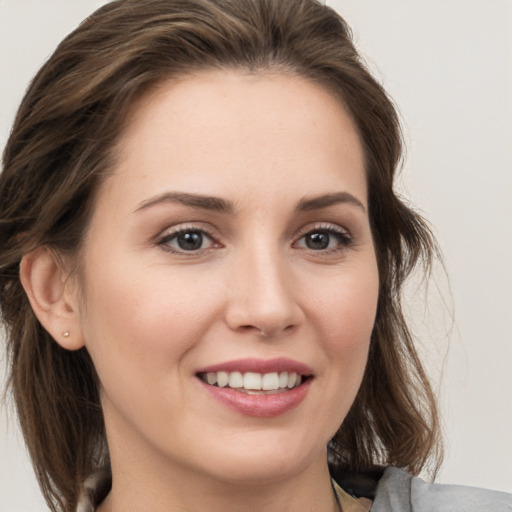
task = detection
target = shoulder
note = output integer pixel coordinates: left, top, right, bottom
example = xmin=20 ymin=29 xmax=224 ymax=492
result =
xmin=371 ymin=467 xmax=512 ymax=512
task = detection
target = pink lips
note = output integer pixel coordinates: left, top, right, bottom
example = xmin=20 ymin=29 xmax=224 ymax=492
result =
xmin=196 ymin=358 xmax=313 ymax=418
xmin=197 ymin=357 xmax=313 ymax=375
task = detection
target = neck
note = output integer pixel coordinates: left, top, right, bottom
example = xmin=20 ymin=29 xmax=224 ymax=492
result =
xmin=98 ymin=449 xmax=338 ymax=512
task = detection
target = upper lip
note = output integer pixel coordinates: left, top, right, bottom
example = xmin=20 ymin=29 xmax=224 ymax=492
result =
xmin=196 ymin=358 xmax=313 ymax=376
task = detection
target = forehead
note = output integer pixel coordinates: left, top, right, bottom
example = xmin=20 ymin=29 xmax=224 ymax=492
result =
xmin=101 ymin=70 xmax=366 ymax=211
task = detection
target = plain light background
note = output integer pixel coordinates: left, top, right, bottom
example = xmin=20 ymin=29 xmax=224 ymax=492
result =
xmin=1 ymin=1 xmax=511 ymax=511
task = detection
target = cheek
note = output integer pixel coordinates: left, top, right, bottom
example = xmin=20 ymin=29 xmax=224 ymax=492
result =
xmin=78 ymin=260 xmax=222 ymax=384
xmin=295 ymin=262 xmax=378 ymax=443
xmin=315 ymin=264 xmax=378 ymax=350
xmin=77 ymin=264 xmax=226 ymax=443
xmin=308 ymin=260 xmax=379 ymax=406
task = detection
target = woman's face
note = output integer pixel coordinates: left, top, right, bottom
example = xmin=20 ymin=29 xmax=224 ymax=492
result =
xmin=76 ymin=71 xmax=379 ymax=485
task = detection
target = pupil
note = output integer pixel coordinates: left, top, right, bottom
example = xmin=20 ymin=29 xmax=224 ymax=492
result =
xmin=177 ymin=231 xmax=203 ymax=250
xmin=306 ymin=232 xmax=329 ymax=250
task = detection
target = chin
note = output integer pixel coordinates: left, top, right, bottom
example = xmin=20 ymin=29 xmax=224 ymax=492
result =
xmin=192 ymin=433 xmax=326 ymax=485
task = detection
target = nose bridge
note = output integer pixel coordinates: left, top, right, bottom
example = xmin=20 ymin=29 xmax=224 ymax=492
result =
xmin=225 ymin=238 xmax=302 ymax=336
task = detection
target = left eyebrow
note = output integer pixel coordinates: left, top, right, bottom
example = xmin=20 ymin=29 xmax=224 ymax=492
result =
xmin=296 ymin=192 xmax=366 ymax=213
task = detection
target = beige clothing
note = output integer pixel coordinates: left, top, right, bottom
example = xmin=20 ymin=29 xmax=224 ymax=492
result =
xmin=333 ymin=480 xmax=373 ymax=512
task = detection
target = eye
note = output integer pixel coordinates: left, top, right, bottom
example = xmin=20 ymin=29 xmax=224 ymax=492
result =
xmin=294 ymin=226 xmax=352 ymax=252
xmin=158 ymin=228 xmax=218 ymax=253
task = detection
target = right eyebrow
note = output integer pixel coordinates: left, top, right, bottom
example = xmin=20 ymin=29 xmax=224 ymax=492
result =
xmin=134 ymin=192 xmax=235 ymax=214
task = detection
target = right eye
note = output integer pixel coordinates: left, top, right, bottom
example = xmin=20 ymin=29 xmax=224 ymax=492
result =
xmin=158 ymin=228 xmax=218 ymax=253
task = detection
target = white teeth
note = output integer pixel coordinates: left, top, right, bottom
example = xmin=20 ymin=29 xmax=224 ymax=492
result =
xmin=217 ymin=371 xmax=229 ymax=388
xmin=228 ymin=371 xmax=244 ymax=388
xmin=287 ymin=372 xmax=298 ymax=388
xmin=243 ymin=372 xmax=262 ymax=390
xmin=262 ymin=372 xmax=279 ymax=391
xmin=201 ymin=370 xmax=306 ymax=391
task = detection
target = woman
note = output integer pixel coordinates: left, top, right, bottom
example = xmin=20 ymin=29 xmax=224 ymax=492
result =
xmin=0 ymin=1 xmax=510 ymax=511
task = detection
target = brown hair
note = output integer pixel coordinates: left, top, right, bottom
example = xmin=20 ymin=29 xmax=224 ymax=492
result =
xmin=0 ymin=0 xmax=442 ymax=510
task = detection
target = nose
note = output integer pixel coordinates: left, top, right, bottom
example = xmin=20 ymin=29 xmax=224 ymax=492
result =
xmin=224 ymin=246 xmax=304 ymax=337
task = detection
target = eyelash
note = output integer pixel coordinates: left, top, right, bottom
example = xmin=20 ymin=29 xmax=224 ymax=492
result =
xmin=156 ymin=223 xmax=353 ymax=255
xmin=156 ymin=225 xmax=219 ymax=254
xmin=293 ymin=224 xmax=354 ymax=254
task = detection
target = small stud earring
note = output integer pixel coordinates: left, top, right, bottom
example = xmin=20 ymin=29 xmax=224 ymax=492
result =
xmin=62 ymin=331 xmax=70 ymax=338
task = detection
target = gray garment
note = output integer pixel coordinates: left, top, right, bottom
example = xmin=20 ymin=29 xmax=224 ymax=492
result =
xmin=371 ymin=467 xmax=512 ymax=511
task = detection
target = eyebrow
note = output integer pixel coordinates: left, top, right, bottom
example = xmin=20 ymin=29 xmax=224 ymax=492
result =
xmin=134 ymin=190 xmax=365 ymax=215
xmin=135 ymin=192 xmax=234 ymax=214
xmin=296 ymin=192 xmax=366 ymax=213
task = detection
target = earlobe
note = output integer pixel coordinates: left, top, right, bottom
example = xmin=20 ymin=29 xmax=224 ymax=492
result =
xmin=20 ymin=246 xmax=85 ymax=350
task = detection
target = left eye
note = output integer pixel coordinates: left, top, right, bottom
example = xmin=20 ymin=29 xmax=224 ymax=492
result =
xmin=295 ymin=229 xmax=351 ymax=251
xmin=159 ymin=229 xmax=215 ymax=252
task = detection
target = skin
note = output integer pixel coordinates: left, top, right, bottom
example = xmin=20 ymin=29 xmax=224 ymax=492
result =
xmin=24 ymin=70 xmax=379 ymax=512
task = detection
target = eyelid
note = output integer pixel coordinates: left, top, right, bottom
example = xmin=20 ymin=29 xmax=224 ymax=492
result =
xmin=156 ymin=223 xmax=222 ymax=254
xmin=292 ymin=222 xmax=354 ymax=251
xmin=293 ymin=222 xmax=352 ymax=240
xmin=154 ymin=221 xmax=354 ymax=255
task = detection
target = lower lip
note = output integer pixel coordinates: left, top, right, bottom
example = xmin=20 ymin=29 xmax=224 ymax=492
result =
xmin=198 ymin=379 xmax=312 ymax=418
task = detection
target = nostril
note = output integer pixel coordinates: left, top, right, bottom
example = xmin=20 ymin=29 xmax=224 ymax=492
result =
xmin=236 ymin=323 xmax=296 ymax=337
xmin=224 ymin=288 xmax=304 ymax=337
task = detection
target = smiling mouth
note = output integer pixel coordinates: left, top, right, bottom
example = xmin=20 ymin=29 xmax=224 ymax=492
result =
xmin=197 ymin=371 xmax=310 ymax=394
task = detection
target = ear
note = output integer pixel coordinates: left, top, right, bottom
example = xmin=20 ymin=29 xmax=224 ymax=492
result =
xmin=20 ymin=246 xmax=85 ymax=350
